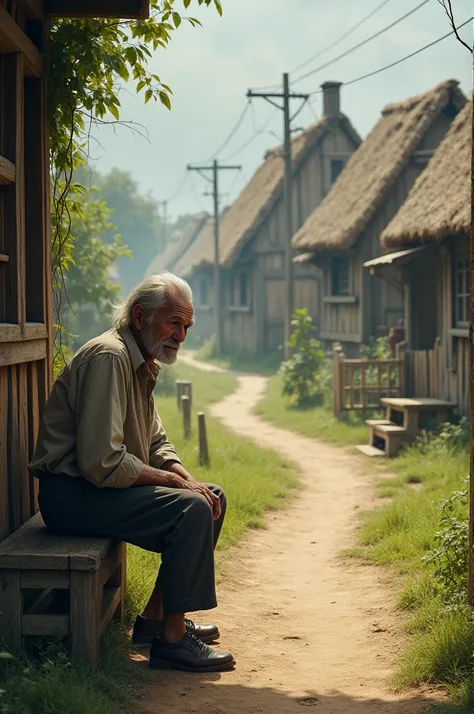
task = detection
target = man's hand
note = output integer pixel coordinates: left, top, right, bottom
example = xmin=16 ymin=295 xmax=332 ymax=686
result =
xmin=168 ymin=475 xmax=221 ymax=520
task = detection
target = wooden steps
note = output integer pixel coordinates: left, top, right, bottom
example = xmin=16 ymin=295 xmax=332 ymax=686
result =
xmin=356 ymin=444 xmax=386 ymax=457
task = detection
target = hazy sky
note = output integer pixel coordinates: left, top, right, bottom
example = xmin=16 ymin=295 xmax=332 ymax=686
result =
xmin=90 ymin=0 xmax=472 ymax=221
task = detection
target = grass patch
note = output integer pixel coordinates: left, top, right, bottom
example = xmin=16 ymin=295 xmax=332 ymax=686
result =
xmin=254 ymin=373 xmax=369 ymax=445
xmin=0 ymin=362 xmax=297 ymax=713
xmin=351 ymin=434 xmax=472 ymax=707
xmin=195 ymin=335 xmax=281 ymax=376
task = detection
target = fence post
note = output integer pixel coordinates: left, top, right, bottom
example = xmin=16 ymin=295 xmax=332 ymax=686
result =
xmin=181 ymin=395 xmax=191 ymax=439
xmin=176 ymin=380 xmax=192 ymax=411
xmin=396 ymin=341 xmax=407 ymax=397
xmin=332 ymin=347 xmax=343 ymax=419
xmin=197 ymin=412 xmax=209 ymax=466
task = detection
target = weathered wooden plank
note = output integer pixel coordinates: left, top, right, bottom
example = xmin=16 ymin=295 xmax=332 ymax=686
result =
xmin=0 ymin=323 xmax=47 ymax=342
xmin=27 ymin=360 xmax=40 ymax=512
xmin=22 ymin=613 xmax=69 ymax=637
xmin=0 ymin=367 xmax=9 ymax=541
xmin=23 ymin=0 xmax=44 ymax=21
xmin=99 ymin=543 xmax=122 ymax=588
xmin=0 ymin=338 xmax=46 ymax=367
xmin=21 ymin=569 xmax=70 ymax=588
xmin=17 ymin=362 xmax=30 ymax=524
xmin=0 ymin=155 xmax=16 ymax=185
xmin=100 ymin=586 xmax=121 ymax=636
xmin=7 ymin=364 xmax=22 ymax=532
xmin=0 ymin=254 xmax=9 ymax=263
xmin=0 ymin=570 xmax=22 ymax=648
xmin=24 ymin=78 xmax=45 ymax=323
xmin=70 ymin=570 xmax=101 ymax=669
xmin=198 ymin=411 xmax=209 ymax=466
xmin=3 ymin=53 xmax=25 ymax=326
xmin=45 ymin=0 xmax=149 ymax=19
xmin=0 ymin=7 xmax=43 ymax=76
xmin=0 ymin=512 xmax=112 ymax=570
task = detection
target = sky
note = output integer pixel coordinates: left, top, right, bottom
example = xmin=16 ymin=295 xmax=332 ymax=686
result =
xmin=90 ymin=0 xmax=473 ymax=222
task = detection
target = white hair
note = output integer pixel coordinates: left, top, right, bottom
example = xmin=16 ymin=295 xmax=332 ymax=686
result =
xmin=113 ymin=272 xmax=193 ymax=330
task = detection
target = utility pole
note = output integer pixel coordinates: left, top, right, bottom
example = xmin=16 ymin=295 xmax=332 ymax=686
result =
xmin=187 ymin=160 xmax=241 ymax=356
xmin=248 ymin=73 xmax=309 ymax=359
xmin=157 ymin=200 xmax=168 ymax=249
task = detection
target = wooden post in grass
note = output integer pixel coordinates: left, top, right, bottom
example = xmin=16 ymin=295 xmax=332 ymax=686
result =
xmin=176 ymin=380 xmax=192 ymax=411
xmin=198 ymin=412 xmax=209 ymax=466
xmin=181 ymin=395 xmax=191 ymax=439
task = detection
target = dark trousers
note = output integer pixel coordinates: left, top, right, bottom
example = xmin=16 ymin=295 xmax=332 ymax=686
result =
xmin=38 ymin=473 xmax=226 ymax=615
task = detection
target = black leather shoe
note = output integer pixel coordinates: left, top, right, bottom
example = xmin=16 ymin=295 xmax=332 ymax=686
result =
xmin=132 ymin=614 xmax=220 ymax=645
xmin=149 ymin=632 xmax=235 ymax=672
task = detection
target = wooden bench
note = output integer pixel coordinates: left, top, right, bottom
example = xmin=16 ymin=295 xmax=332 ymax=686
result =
xmin=0 ymin=512 xmax=126 ymax=670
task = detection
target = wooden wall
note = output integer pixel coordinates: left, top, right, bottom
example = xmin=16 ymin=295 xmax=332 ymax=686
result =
xmin=0 ymin=6 xmax=52 ymax=543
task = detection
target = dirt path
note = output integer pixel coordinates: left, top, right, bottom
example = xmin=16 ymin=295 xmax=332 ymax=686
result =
xmin=139 ymin=357 xmax=443 ymax=713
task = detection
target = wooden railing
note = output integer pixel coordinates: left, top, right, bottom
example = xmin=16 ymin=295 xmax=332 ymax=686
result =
xmin=332 ymin=348 xmax=404 ymax=418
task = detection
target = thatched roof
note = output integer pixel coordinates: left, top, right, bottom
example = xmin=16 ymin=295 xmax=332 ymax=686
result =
xmin=381 ymin=100 xmax=472 ymax=247
xmin=292 ymin=80 xmax=466 ymax=253
xmin=173 ymin=114 xmax=361 ymax=277
xmin=145 ymin=212 xmax=209 ymax=277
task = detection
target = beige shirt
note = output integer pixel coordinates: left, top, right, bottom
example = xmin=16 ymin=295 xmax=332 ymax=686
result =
xmin=29 ymin=327 xmax=181 ymax=488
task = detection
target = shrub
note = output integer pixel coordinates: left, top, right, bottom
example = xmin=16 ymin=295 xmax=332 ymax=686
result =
xmin=360 ymin=336 xmax=392 ymax=360
xmin=155 ymin=364 xmax=177 ymax=396
xmin=279 ymin=308 xmax=327 ymax=407
xmin=423 ymin=484 xmax=469 ymax=609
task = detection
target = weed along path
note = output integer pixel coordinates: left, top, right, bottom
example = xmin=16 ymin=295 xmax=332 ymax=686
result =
xmin=140 ymin=358 xmax=444 ymax=714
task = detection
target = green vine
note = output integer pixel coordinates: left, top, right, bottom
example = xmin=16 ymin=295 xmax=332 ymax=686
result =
xmin=48 ymin=0 xmax=223 ymax=365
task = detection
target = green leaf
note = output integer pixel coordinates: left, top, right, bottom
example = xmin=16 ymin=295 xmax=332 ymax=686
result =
xmin=173 ymin=12 xmax=181 ymax=27
xmin=214 ymin=0 xmax=223 ymax=16
xmin=183 ymin=0 xmax=191 ymax=7
xmin=108 ymin=103 xmax=120 ymax=120
xmin=145 ymin=89 xmax=153 ymax=104
xmin=136 ymin=80 xmax=146 ymax=93
xmin=159 ymin=91 xmax=172 ymax=110
xmin=125 ymin=46 xmax=137 ymax=65
xmin=0 ymin=652 xmax=14 ymax=660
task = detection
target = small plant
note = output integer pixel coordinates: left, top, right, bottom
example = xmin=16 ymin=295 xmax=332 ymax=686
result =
xmin=197 ymin=334 xmax=218 ymax=361
xmin=423 ymin=482 xmax=469 ymax=609
xmin=279 ymin=308 xmax=327 ymax=407
xmin=360 ymin=336 xmax=392 ymax=360
xmin=414 ymin=418 xmax=469 ymax=456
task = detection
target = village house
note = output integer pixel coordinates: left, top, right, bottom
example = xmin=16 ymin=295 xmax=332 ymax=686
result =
xmin=366 ymin=100 xmax=471 ymax=417
xmin=291 ymin=80 xmax=466 ymax=356
xmin=173 ymin=82 xmax=361 ymax=353
xmin=145 ymin=211 xmax=210 ymax=277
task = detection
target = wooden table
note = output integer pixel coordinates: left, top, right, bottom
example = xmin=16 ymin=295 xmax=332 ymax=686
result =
xmin=381 ymin=397 xmax=456 ymax=435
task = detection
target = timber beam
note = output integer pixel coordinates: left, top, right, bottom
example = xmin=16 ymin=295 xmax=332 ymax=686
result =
xmin=0 ymin=156 xmax=16 ymax=185
xmin=45 ymin=0 xmax=149 ymax=18
xmin=0 ymin=7 xmax=43 ymax=77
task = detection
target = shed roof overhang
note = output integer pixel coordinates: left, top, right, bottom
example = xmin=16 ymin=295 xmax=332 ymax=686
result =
xmin=363 ymin=245 xmax=428 ymax=275
xmin=45 ymin=0 xmax=149 ymax=18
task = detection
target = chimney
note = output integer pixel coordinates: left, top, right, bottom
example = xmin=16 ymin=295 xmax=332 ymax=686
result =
xmin=321 ymin=81 xmax=342 ymax=118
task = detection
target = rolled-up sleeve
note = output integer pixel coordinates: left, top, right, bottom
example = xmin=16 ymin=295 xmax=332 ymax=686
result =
xmin=75 ymin=354 xmax=145 ymax=488
xmin=149 ymin=408 xmax=181 ymax=469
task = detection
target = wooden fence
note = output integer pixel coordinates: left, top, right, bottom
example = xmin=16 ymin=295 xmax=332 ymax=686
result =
xmin=332 ymin=349 xmax=404 ymax=418
xmin=332 ymin=339 xmax=469 ymax=418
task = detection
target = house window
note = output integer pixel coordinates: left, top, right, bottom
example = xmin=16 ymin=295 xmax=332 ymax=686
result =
xmin=331 ymin=256 xmax=350 ymax=296
xmin=330 ymin=159 xmax=344 ymax=184
xmin=230 ymin=271 xmax=249 ymax=307
xmin=455 ymin=259 xmax=469 ymax=327
xmin=200 ymin=278 xmax=209 ymax=307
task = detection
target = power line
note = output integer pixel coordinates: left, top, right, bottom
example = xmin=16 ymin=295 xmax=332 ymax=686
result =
xmin=293 ymin=0 xmax=432 ymax=84
xmin=165 ymin=171 xmax=189 ymax=203
xmin=221 ymin=108 xmax=280 ymax=161
xmin=206 ymin=100 xmax=252 ymax=160
xmin=307 ymin=16 xmax=473 ymax=98
xmin=290 ymin=0 xmax=396 ymax=76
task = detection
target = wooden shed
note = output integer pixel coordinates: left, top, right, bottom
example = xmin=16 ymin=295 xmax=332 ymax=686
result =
xmin=292 ymin=80 xmax=466 ymax=356
xmin=0 ymin=0 xmax=149 ymax=544
xmin=174 ymin=82 xmax=361 ymax=353
xmin=372 ymin=101 xmax=471 ymax=417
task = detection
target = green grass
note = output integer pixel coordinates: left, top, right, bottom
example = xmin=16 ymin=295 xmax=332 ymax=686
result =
xmin=254 ymin=373 xmax=369 ymax=445
xmin=0 ymin=362 xmax=297 ymax=713
xmin=347 ymin=439 xmax=472 ymax=710
xmin=194 ymin=336 xmax=282 ymax=376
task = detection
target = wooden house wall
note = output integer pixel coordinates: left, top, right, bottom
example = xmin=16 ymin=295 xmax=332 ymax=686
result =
xmin=219 ymin=123 xmax=357 ymax=355
xmin=318 ymin=107 xmax=461 ymax=354
xmin=0 ymin=6 xmax=52 ymax=543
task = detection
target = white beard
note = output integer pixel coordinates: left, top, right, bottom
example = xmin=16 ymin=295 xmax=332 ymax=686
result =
xmin=141 ymin=324 xmax=179 ymax=365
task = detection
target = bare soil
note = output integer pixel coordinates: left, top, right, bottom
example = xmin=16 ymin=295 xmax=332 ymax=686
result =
xmin=138 ymin=359 xmax=444 ymax=713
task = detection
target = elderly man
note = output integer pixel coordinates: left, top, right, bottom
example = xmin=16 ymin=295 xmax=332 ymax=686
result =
xmin=29 ymin=272 xmax=235 ymax=673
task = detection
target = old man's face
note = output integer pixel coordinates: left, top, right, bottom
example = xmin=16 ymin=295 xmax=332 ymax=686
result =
xmin=141 ymin=292 xmax=194 ymax=365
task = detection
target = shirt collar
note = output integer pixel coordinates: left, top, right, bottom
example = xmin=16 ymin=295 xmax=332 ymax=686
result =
xmin=118 ymin=326 xmax=160 ymax=378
